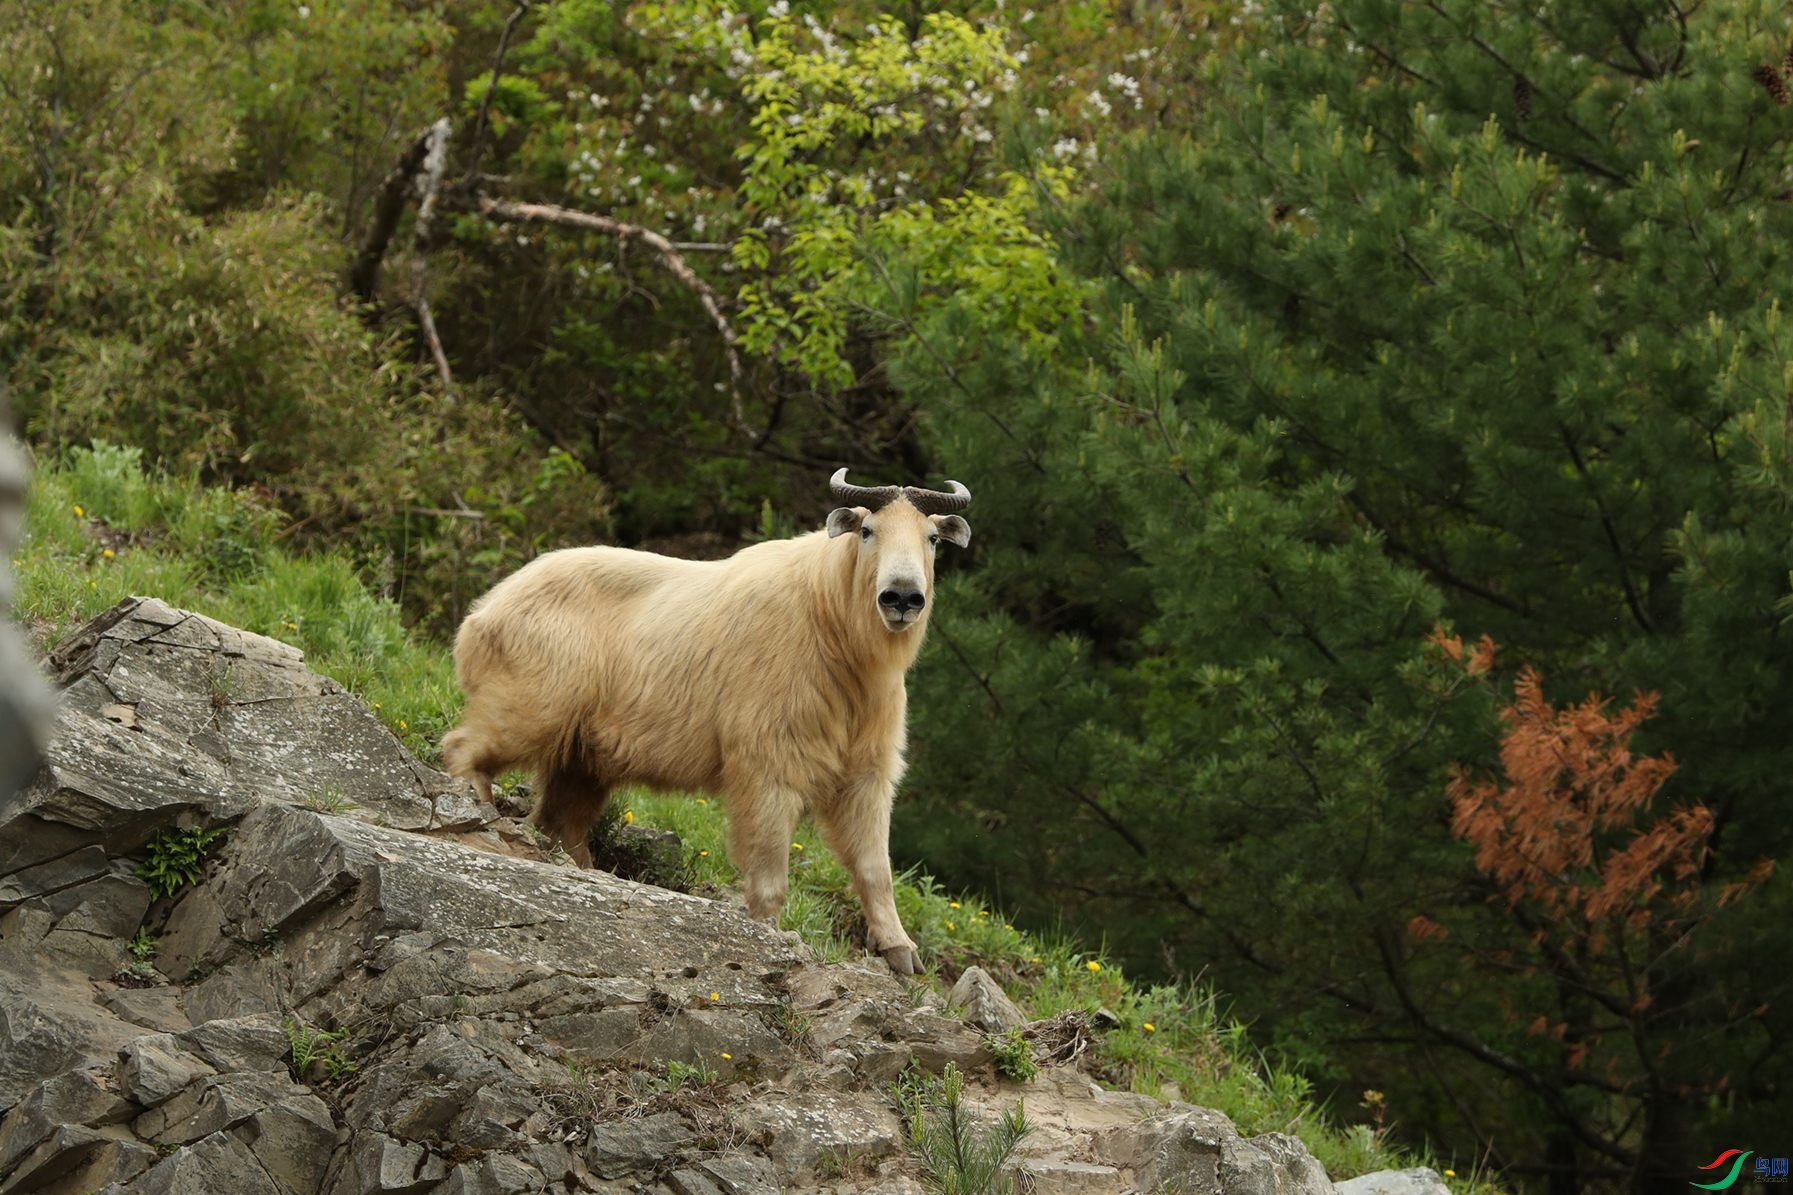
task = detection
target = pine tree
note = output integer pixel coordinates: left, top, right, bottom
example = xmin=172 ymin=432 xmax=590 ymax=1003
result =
xmin=892 ymin=0 xmax=1793 ymax=1186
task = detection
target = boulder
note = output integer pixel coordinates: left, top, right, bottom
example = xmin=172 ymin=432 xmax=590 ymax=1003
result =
xmin=1337 ymin=1167 xmax=1455 ymax=1195
xmin=946 ymin=966 xmax=1026 ymax=1034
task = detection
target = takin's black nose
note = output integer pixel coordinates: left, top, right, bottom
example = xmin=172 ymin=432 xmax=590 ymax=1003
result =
xmin=879 ymin=587 xmax=926 ymax=614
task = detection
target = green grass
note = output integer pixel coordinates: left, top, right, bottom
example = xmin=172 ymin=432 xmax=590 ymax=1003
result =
xmin=15 ymin=441 xmax=457 ymax=759
xmin=10 ymin=444 xmax=1501 ymax=1195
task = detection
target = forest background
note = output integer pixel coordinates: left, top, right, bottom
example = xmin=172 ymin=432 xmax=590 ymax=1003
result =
xmin=3 ymin=0 xmax=1791 ymax=1190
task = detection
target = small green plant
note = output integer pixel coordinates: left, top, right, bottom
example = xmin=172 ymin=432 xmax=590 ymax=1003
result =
xmin=284 ymin=1017 xmax=357 ymax=1080
xmin=299 ymin=785 xmax=358 ymax=814
xmin=896 ymin=1062 xmax=1030 ymax=1195
xmin=136 ymin=826 xmax=227 ymax=901
xmin=206 ymin=661 xmax=237 ymax=710
xmin=128 ymin=926 xmax=158 ymax=962
xmin=660 ymin=1058 xmax=718 ymax=1091
xmin=766 ymin=1002 xmax=817 ymax=1051
xmin=988 ymin=1028 xmax=1038 ymax=1084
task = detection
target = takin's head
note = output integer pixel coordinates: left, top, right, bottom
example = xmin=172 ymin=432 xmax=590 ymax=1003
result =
xmin=825 ymin=468 xmax=971 ymax=634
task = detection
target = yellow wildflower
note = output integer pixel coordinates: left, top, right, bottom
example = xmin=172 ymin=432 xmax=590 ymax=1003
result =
xmin=1086 ymin=961 xmax=1102 ymax=972
xmin=949 ymin=901 xmax=960 ymax=909
xmin=73 ymin=505 xmax=84 ymax=517
xmin=399 ymin=720 xmax=408 ymax=731
xmin=696 ymin=798 xmax=708 ymax=805
xmin=102 ymin=548 xmax=114 ymax=559
xmin=699 ymin=850 xmax=709 ymax=857
xmin=1444 ymin=1171 xmax=1456 ymax=1179
xmin=709 ymin=992 xmax=719 ymax=1001
xmin=791 ymin=842 xmax=803 ymax=851
xmin=720 ymin=1052 xmax=732 ymax=1060
xmin=946 ymin=921 xmax=955 ymax=931
xmin=1143 ymin=1022 xmax=1156 ymax=1032
xmin=979 ymin=910 xmax=989 ymax=917
xmin=624 ymin=810 xmax=634 ymax=825
xmin=1004 ymin=924 xmax=1014 ymax=930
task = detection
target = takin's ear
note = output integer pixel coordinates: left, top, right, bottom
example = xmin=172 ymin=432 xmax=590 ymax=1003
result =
xmin=931 ymin=514 xmax=971 ymax=548
xmin=826 ymin=507 xmax=866 ymax=538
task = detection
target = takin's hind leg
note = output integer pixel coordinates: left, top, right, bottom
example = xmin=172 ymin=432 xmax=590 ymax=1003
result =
xmin=724 ymin=785 xmax=803 ymax=923
xmin=530 ymin=756 xmax=612 ymax=869
xmin=441 ymin=724 xmax=504 ymax=805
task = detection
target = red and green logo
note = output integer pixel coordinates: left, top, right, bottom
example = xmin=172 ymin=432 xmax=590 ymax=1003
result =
xmin=1693 ymin=1151 xmax=1755 ymax=1190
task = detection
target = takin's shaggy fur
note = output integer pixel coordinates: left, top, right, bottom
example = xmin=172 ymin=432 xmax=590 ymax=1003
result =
xmin=440 ymin=481 xmax=970 ymax=974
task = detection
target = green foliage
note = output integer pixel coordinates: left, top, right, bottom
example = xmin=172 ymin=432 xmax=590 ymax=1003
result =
xmin=135 ymin=827 xmax=226 ymax=902
xmin=17 ymin=445 xmax=461 ymax=758
xmin=658 ymin=1058 xmax=719 ymax=1091
xmin=987 ymin=1028 xmax=1038 ymax=1084
xmin=300 ymin=785 xmax=359 ymax=815
xmin=896 ymin=1062 xmax=1029 ymax=1195
xmin=890 ymin=0 xmax=1793 ymax=1181
xmin=128 ymin=927 xmax=158 ymax=963
xmin=283 ymin=1017 xmax=357 ymax=1079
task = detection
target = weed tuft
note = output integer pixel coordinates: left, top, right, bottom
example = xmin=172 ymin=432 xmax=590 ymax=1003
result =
xmin=988 ymin=1027 xmax=1038 ymax=1084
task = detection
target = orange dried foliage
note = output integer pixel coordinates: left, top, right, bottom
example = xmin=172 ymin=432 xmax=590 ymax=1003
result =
xmin=1447 ymin=666 xmax=1711 ymax=942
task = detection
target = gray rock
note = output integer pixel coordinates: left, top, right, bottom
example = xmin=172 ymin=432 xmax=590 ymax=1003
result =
xmin=106 ymin=1127 xmax=283 ymax=1195
xmin=3 ymin=596 xmax=494 ymax=862
xmin=0 ymin=1126 xmax=158 ymax=1194
xmin=1337 ymin=1167 xmax=1454 ymax=1195
xmin=232 ymin=1098 xmax=337 ymax=1195
xmin=694 ymin=1153 xmax=782 ymax=1195
xmin=1103 ymin=1107 xmax=1335 ymax=1195
xmin=433 ymin=1152 xmax=550 ymax=1194
xmin=947 ymin=966 xmax=1026 ymax=1034
xmin=333 ymin=1132 xmax=451 ymax=1193
xmin=1017 ymin=1156 xmax=1127 ymax=1195
xmin=0 ymin=964 xmax=144 ymax=1109
xmin=133 ymin=1070 xmax=327 ymax=1147
xmin=731 ymin=1091 xmax=903 ymax=1177
xmin=177 ymin=1013 xmax=291 ymax=1073
xmin=118 ymin=1034 xmax=217 ymax=1107
xmin=97 ymin=988 xmax=190 ymax=1034
xmin=586 ymin=1111 xmax=698 ymax=1178
xmin=0 ymin=1069 xmax=135 ymax=1177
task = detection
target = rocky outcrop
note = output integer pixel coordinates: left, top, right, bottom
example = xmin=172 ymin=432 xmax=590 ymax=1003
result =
xmin=0 ymin=597 xmax=1346 ymax=1194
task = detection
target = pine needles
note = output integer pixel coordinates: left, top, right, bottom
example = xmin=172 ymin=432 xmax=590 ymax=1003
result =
xmin=895 ymin=1063 xmax=1030 ymax=1195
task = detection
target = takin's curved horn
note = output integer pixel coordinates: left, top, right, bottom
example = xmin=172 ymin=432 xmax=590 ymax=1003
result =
xmin=830 ymin=468 xmax=902 ymax=511
xmin=902 ymin=480 xmax=971 ymax=515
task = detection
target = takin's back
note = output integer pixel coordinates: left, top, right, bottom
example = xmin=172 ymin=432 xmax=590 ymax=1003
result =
xmin=451 ymin=535 xmax=909 ymax=793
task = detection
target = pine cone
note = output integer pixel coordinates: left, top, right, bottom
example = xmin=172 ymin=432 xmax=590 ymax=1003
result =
xmin=1512 ymin=76 xmax=1534 ymax=121
xmin=1754 ymin=63 xmax=1790 ymax=105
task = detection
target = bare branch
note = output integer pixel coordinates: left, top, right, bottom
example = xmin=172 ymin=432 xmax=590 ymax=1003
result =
xmin=411 ymin=119 xmax=456 ymax=392
xmin=348 ymin=128 xmax=435 ymax=303
xmin=464 ymin=3 xmax=532 ymax=183
xmin=475 ymin=196 xmax=747 ymax=428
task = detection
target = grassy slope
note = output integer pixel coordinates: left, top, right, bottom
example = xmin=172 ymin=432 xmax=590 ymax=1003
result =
xmin=12 ymin=443 xmax=1496 ymax=1190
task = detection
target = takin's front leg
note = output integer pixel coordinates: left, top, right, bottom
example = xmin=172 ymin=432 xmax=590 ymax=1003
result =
xmin=815 ymin=776 xmax=921 ymax=976
xmin=725 ymin=785 xmax=803 ymax=922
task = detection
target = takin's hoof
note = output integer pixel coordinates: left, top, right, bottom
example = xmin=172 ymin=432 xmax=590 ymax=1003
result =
xmin=881 ymin=943 xmax=923 ymax=976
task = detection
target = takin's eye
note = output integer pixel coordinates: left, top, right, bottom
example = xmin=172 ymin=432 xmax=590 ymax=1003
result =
xmin=860 ymin=525 xmax=873 ymax=541
xmin=928 ymin=533 xmax=940 ymax=546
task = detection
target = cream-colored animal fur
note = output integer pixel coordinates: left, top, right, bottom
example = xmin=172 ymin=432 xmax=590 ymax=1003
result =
xmin=441 ymin=481 xmax=970 ymax=975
